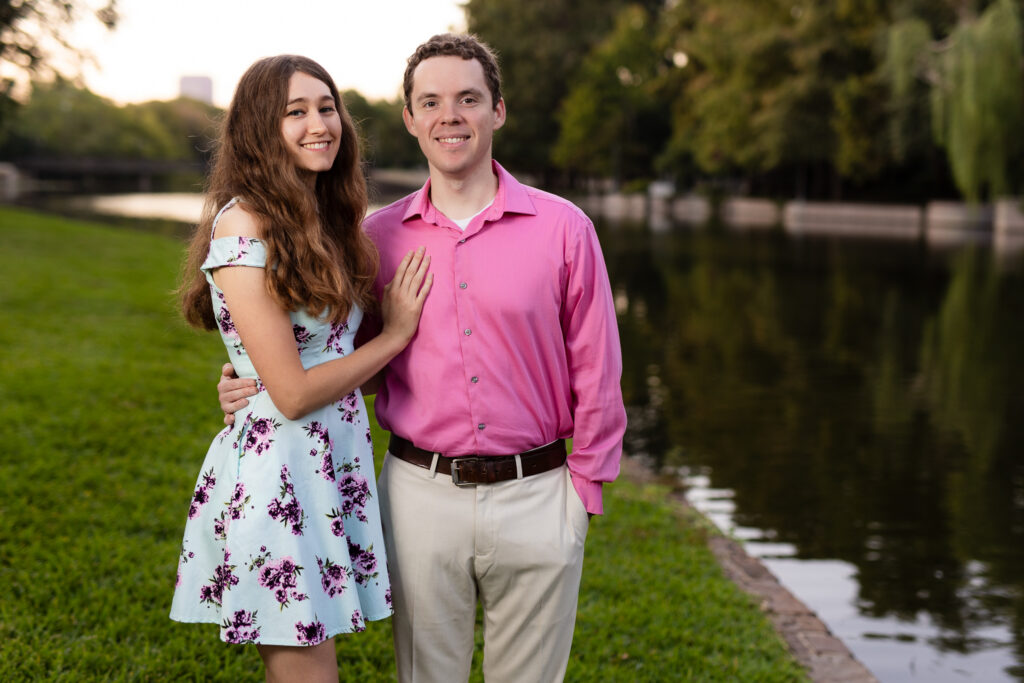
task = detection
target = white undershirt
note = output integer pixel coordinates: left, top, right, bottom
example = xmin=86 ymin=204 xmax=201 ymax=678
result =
xmin=450 ymin=200 xmax=494 ymax=231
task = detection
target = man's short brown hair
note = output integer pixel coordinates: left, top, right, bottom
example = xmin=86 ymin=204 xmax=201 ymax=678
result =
xmin=403 ymin=33 xmax=503 ymax=112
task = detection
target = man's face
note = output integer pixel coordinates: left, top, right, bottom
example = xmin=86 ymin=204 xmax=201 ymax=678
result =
xmin=402 ymin=55 xmax=505 ymax=182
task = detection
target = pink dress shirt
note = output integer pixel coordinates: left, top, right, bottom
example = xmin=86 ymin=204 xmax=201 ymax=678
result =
xmin=361 ymin=161 xmax=625 ymax=514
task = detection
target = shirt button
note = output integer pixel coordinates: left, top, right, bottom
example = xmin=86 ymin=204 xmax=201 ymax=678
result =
xmin=464 ymin=328 xmax=472 ymax=336
xmin=459 ymin=238 xmax=466 ymax=244
xmin=459 ymin=282 xmax=467 ymax=289
xmin=470 ymin=376 xmax=479 ymax=383
xmin=478 ymin=423 xmax=486 ymax=430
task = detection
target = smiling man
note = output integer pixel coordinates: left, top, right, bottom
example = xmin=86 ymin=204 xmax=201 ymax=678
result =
xmin=220 ymin=33 xmax=625 ymax=683
xmin=367 ymin=34 xmax=626 ymax=682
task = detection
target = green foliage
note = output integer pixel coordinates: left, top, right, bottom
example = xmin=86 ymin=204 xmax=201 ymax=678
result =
xmin=0 ymin=0 xmax=117 ymax=78
xmin=342 ymin=90 xmax=423 ymax=170
xmin=466 ymin=0 xmax=652 ymax=178
xmin=553 ymin=4 xmax=671 ymax=183
xmin=883 ymin=0 xmax=1024 ymax=200
xmin=130 ymin=97 xmax=224 ymax=163
xmin=0 ymin=207 xmax=805 ymax=681
xmin=660 ymin=0 xmax=887 ymax=182
xmin=2 ymin=78 xmax=184 ymax=160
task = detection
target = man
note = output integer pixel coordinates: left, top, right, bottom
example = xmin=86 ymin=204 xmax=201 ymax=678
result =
xmin=219 ymin=34 xmax=625 ymax=682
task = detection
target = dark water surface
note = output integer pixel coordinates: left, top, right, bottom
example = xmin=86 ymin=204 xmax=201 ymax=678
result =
xmin=599 ymin=218 xmax=1024 ymax=682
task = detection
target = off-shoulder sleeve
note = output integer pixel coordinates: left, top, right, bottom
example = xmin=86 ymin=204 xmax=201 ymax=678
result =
xmin=201 ymin=236 xmax=267 ymax=273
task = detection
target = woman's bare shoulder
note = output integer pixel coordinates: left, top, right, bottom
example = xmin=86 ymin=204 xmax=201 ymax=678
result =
xmin=212 ymin=201 xmax=263 ymax=240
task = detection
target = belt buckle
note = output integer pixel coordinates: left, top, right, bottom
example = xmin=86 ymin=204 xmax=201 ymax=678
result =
xmin=449 ymin=457 xmax=481 ymax=487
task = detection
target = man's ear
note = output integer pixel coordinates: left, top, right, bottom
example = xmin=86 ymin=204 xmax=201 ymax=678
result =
xmin=403 ymin=106 xmax=417 ymax=136
xmin=493 ymin=98 xmax=506 ymax=131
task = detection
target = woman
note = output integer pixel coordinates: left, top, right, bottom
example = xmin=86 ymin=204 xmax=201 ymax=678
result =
xmin=171 ymin=55 xmax=431 ymax=682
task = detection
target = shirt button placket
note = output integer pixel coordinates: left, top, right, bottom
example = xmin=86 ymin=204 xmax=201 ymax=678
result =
xmin=454 ymin=236 xmax=482 ymax=442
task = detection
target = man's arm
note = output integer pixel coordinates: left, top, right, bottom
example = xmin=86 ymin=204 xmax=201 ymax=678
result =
xmin=561 ymin=216 xmax=627 ymax=516
xmin=218 ymin=363 xmax=258 ymax=426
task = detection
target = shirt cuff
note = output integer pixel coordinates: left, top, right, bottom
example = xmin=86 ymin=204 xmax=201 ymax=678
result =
xmin=570 ymin=474 xmax=604 ymax=516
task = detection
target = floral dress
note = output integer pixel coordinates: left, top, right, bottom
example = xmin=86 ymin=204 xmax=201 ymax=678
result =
xmin=170 ymin=198 xmax=391 ymax=646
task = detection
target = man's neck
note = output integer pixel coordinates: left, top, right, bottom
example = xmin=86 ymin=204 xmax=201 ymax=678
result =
xmin=427 ymin=161 xmax=499 ymax=221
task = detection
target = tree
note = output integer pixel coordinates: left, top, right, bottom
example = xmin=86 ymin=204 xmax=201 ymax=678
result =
xmin=1 ymin=0 xmax=117 ymax=79
xmin=659 ymin=0 xmax=891 ymax=196
xmin=552 ymin=4 xmax=671 ymax=185
xmin=465 ymin=0 xmax=659 ymax=181
xmin=2 ymin=78 xmax=181 ymax=160
xmin=883 ymin=0 xmax=1024 ymax=201
xmin=1 ymin=0 xmax=118 ymax=146
xmin=342 ymin=90 xmax=422 ymax=170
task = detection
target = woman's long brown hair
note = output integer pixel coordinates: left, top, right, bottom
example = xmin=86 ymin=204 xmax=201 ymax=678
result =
xmin=180 ymin=55 xmax=377 ymax=331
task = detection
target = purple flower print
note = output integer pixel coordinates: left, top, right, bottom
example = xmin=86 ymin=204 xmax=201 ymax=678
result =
xmin=337 ymin=467 xmax=371 ymax=523
xmin=176 ymin=544 xmax=195 ymax=588
xmin=214 ymin=483 xmax=250 ymax=540
xmin=337 ymin=391 xmax=360 ymax=424
xmin=225 ymin=236 xmax=256 ymax=264
xmin=199 ymin=551 xmax=239 ymax=606
xmin=228 ymin=482 xmax=249 ymax=518
xmin=303 ymin=421 xmax=335 ymax=481
xmin=365 ymin=427 xmax=372 ymax=445
xmin=268 ymin=465 xmax=306 ymax=535
xmin=213 ymin=290 xmax=244 ymax=355
xmin=240 ymin=415 xmax=281 ymax=457
xmin=188 ymin=468 xmax=216 ymax=519
xmin=295 ymin=619 xmax=327 ymax=646
xmin=326 ymin=508 xmax=345 ymax=537
xmin=323 ymin=320 xmax=349 ymax=354
xmin=385 ymin=588 xmax=392 ymax=609
xmin=347 ymin=541 xmax=379 ymax=586
xmin=351 ymin=610 xmax=365 ymax=633
xmin=222 ymin=609 xmax=261 ymax=644
xmin=316 ymin=556 xmax=349 ymax=598
xmin=254 ymin=553 xmax=307 ymax=609
xmin=293 ymin=324 xmax=315 ymax=352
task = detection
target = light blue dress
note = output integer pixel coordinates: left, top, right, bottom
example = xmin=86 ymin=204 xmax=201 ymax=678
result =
xmin=170 ymin=198 xmax=391 ymax=646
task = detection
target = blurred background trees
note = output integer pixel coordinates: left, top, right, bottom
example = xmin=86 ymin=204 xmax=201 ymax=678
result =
xmin=1 ymin=0 xmax=1022 ymax=202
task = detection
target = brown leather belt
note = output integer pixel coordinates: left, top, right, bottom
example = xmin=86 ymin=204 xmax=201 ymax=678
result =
xmin=388 ymin=435 xmax=566 ymax=486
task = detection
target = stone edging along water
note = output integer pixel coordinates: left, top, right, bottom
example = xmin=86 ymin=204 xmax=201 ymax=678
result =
xmin=619 ymin=457 xmax=878 ymax=683
xmin=580 ymin=193 xmax=1024 ymax=253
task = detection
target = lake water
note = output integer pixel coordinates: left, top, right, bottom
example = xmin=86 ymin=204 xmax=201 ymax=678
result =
xmin=599 ymin=220 xmax=1024 ymax=682
xmin=44 ymin=193 xmax=1024 ymax=682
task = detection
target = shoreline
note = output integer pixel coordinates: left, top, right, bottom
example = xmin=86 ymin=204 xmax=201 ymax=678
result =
xmin=620 ymin=456 xmax=878 ymax=682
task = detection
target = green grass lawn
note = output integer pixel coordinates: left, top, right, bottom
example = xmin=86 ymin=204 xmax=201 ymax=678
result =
xmin=0 ymin=206 xmax=806 ymax=681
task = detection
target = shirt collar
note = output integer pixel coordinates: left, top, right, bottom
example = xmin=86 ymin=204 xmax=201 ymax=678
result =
xmin=401 ymin=160 xmax=537 ymax=226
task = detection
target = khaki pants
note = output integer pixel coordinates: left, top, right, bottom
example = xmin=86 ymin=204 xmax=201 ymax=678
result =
xmin=378 ymin=453 xmax=590 ymax=683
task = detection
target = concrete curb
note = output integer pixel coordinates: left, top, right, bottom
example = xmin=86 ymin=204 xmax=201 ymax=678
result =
xmin=707 ymin=536 xmax=877 ymax=682
xmin=620 ymin=457 xmax=877 ymax=682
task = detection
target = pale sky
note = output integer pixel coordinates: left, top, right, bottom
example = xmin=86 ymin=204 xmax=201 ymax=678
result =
xmin=61 ymin=0 xmax=468 ymax=106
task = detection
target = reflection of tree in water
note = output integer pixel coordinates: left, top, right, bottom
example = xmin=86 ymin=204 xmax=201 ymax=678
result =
xmin=600 ymin=221 xmax=1024 ymax=660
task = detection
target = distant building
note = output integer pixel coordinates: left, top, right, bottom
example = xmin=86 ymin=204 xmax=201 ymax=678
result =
xmin=179 ymin=76 xmax=213 ymax=104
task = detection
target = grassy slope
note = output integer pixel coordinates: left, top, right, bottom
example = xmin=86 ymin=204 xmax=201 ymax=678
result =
xmin=0 ymin=206 xmax=805 ymax=681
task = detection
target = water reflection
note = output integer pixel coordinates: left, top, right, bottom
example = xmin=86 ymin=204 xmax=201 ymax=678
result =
xmin=602 ymin=221 xmax=1024 ymax=681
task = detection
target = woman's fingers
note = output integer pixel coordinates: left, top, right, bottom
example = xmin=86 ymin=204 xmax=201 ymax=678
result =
xmin=392 ymin=247 xmax=428 ymax=295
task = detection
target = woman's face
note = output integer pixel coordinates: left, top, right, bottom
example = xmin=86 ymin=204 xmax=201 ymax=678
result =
xmin=280 ymin=71 xmax=343 ymax=176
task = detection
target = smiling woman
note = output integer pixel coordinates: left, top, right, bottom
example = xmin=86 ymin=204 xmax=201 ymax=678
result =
xmin=169 ymin=54 xmax=432 ymax=681
xmin=281 ymin=72 xmax=342 ymax=178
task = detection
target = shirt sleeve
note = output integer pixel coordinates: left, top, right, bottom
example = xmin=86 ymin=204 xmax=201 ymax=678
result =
xmin=561 ymin=214 xmax=626 ymax=515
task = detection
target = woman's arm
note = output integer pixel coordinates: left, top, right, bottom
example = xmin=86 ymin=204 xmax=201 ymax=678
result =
xmin=211 ymin=207 xmax=431 ymax=421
